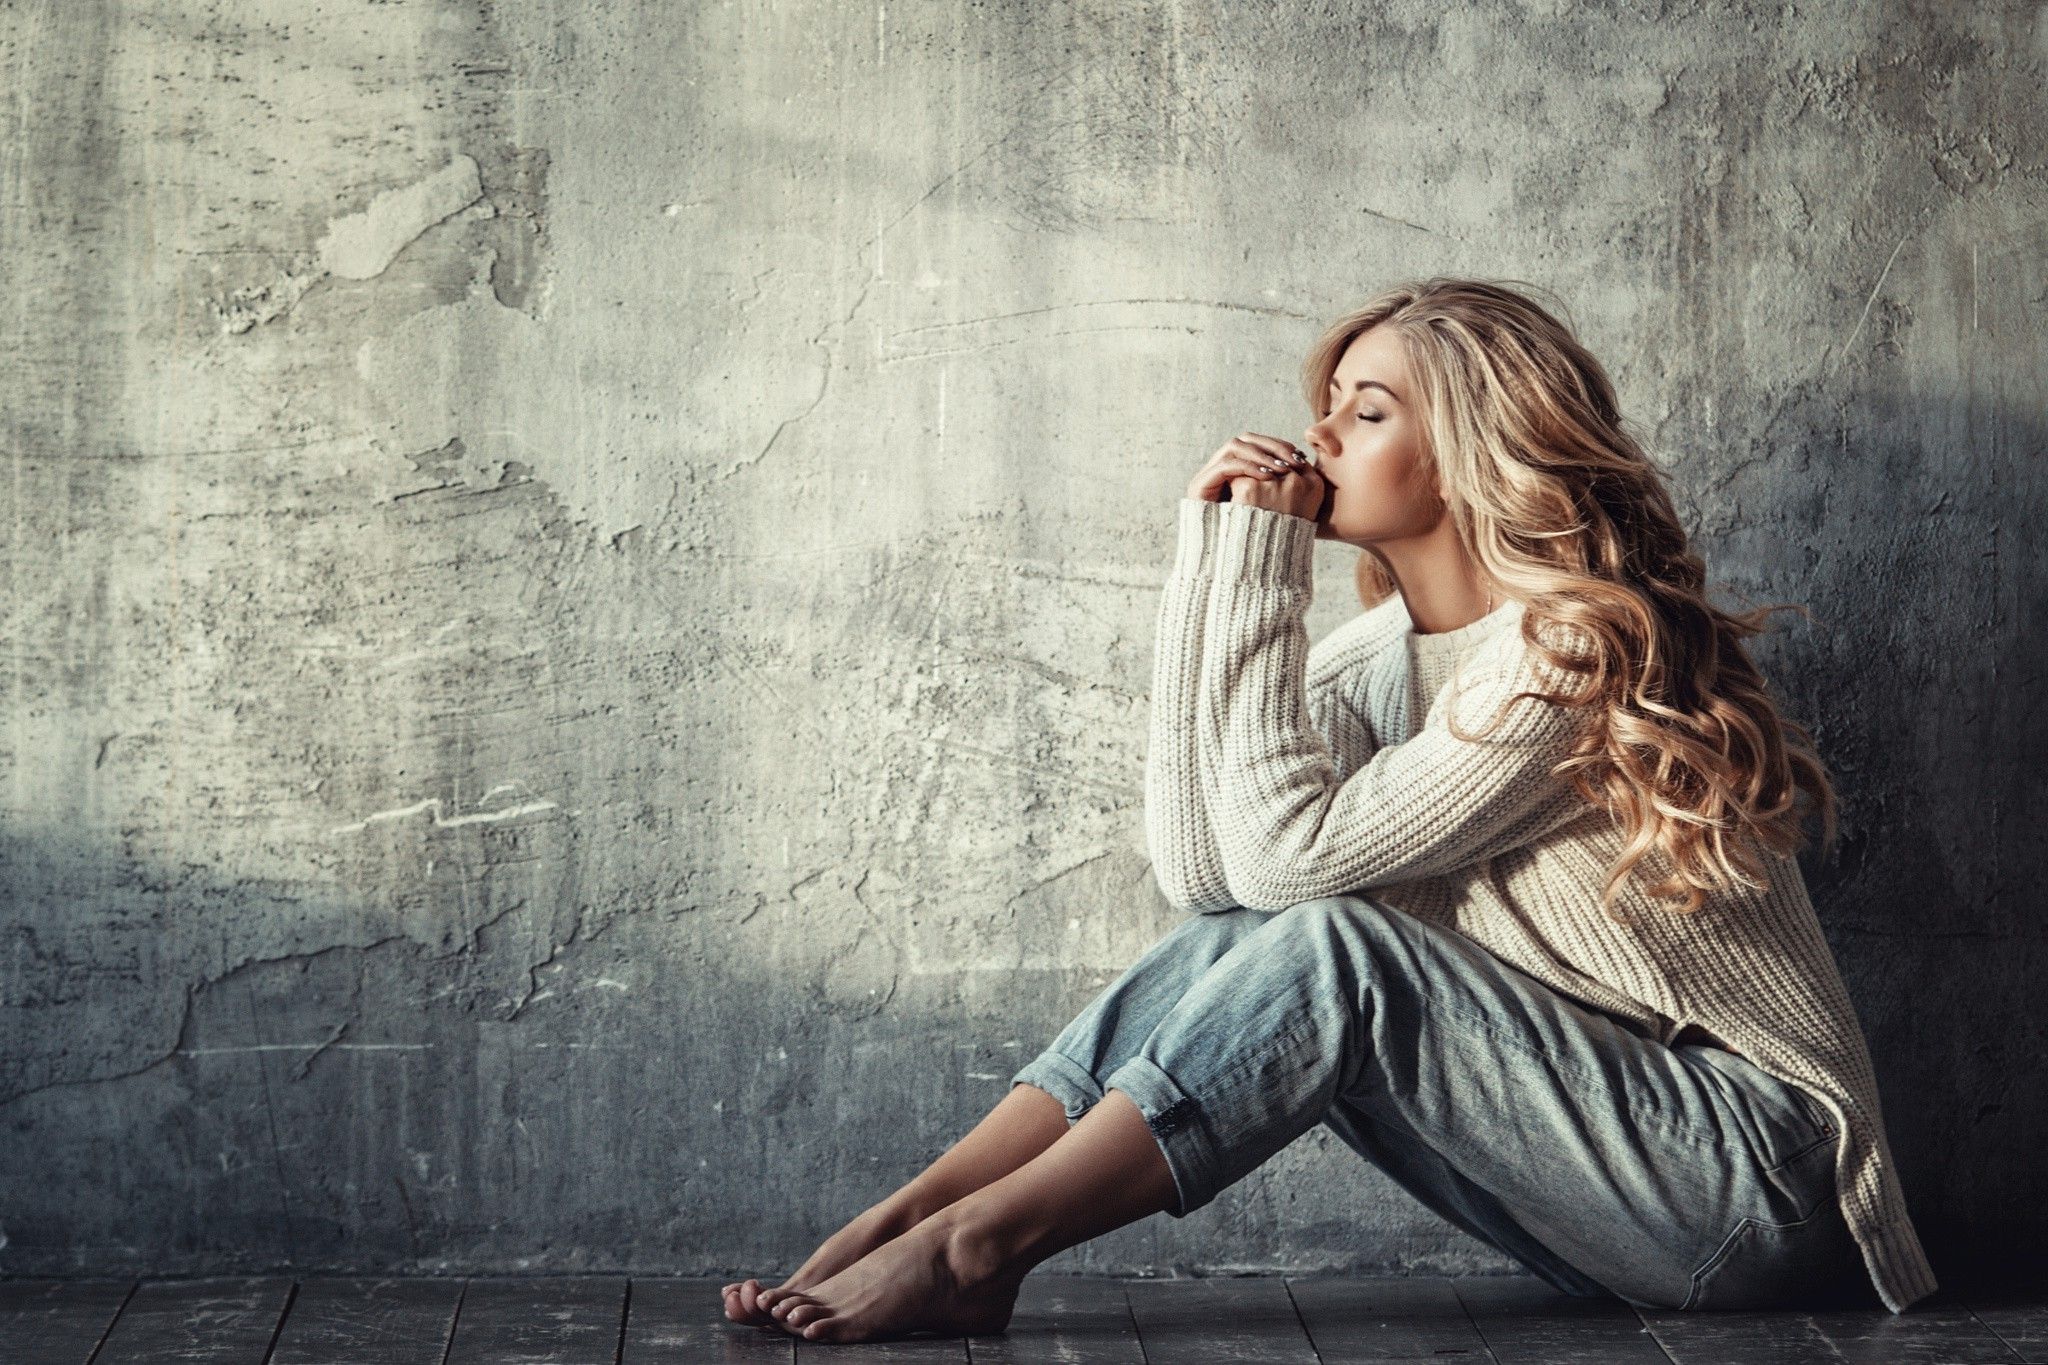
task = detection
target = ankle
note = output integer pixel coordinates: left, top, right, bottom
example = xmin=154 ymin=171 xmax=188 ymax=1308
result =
xmin=872 ymin=1188 xmax=942 ymax=1233
xmin=930 ymin=1202 xmax=1031 ymax=1291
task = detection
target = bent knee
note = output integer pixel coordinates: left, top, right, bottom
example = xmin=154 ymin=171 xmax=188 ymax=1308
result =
xmin=1156 ymin=902 xmax=1274 ymax=954
xmin=1270 ymin=894 xmax=1386 ymax=933
xmin=1260 ymin=896 xmax=1411 ymax=971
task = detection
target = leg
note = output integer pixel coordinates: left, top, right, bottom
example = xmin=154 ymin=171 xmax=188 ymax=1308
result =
xmin=1006 ymin=905 xmax=1282 ymax=1125
xmin=898 ymin=906 xmax=1279 ymax=1214
xmin=1089 ymin=895 xmax=1864 ymax=1311
xmin=731 ymin=1081 xmax=1069 ymax=1322
xmin=767 ymin=1086 xmax=1183 ymax=1342
xmin=730 ymin=907 xmax=1274 ymax=1325
xmin=1317 ymin=1094 xmax=1613 ymax=1296
xmin=767 ymin=894 xmax=1867 ymax=1341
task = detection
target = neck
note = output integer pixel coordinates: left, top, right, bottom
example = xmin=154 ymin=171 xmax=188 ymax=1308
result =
xmin=1370 ymin=540 xmax=1497 ymax=636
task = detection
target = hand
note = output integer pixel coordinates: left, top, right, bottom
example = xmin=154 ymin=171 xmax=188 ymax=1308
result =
xmin=1185 ymin=431 xmax=1326 ymax=522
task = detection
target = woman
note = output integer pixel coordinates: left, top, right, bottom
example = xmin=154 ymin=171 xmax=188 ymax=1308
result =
xmin=721 ymin=278 xmax=1939 ymax=1343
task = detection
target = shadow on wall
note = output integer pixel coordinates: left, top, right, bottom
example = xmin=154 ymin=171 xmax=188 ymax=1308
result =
xmin=1719 ymin=389 xmax=2048 ymax=1282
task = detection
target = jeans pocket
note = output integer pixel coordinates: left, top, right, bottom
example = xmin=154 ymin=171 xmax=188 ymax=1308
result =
xmin=1681 ymin=1145 xmax=1860 ymax=1311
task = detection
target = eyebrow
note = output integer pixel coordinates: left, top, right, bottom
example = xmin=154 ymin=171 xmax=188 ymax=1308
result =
xmin=1329 ymin=377 xmax=1400 ymax=403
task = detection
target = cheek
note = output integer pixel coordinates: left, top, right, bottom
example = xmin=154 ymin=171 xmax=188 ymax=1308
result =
xmin=1328 ymin=438 xmax=1433 ymax=528
xmin=1348 ymin=441 xmax=1425 ymax=501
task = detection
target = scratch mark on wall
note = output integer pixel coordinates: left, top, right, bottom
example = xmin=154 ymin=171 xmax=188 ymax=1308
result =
xmin=244 ymin=980 xmax=300 ymax=1261
xmin=880 ymin=296 xmax=1315 ymax=365
xmin=290 ymin=1020 xmax=352 ymax=1081
xmin=1832 ymin=233 xmax=1910 ymax=373
xmin=328 ymin=791 xmax=559 ymax=836
xmin=176 ymin=1043 xmax=435 ymax=1056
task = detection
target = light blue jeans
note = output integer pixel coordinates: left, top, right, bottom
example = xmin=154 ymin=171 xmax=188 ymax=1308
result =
xmin=1008 ymin=895 xmax=1875 ymax=1311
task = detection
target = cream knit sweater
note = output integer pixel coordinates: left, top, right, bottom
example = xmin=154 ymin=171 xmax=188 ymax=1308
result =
xmin=1143 ymin=496 xmax=1938 ymax=1315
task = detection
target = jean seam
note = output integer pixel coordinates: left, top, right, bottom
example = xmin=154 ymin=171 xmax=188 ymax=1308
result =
xmin=1681 ymin=1195 xmax=1837 ymax=1310
xmin=1418 ymin=997 xmax=1720 ymax=1158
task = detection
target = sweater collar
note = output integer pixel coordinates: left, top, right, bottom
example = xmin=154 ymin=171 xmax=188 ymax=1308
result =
xmin=1399 ymin=594 xmax=1525 ymax=658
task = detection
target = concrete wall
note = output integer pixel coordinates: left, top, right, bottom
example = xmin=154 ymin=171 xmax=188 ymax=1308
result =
xmin=3 ymin=0 xmax=2041 ymax=1278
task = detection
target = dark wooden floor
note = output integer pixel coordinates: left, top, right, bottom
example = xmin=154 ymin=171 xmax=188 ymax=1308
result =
xmin=3 ymin=1272 xmax=2042 ymax=1363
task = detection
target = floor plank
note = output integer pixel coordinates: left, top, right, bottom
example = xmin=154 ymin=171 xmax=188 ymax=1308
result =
xmin=268 ymin=1276 xmax=464 ymax=1365
xmin=1285 ymin=1274 xmax=1499 ymax=1362
xmin=0 ymin=1280 xmax=136 ymax=1365
xmin=443 ymin=1275 xmax=628 ymax=1365
xmin=789 ymin=1334 xmax=968 ymax=1360
xmin=622 ymin=1277 xmax=793 ymax=1361
xmin=1451 ymin=1276 xmax=1675 ymax=1364
xmin=963 ymin=1274 xmax=1145 ymax=1362
xmin=1960 ymin=1283 xmax=2048 ymax=1365
xmin=90 ymin=1277 xmax=295 ymax=1365
xmin=1636 ymin=1300 xmax=2027 ymax=1363
xmin=1123 ymin=1277 xmax=1319 ymax=1363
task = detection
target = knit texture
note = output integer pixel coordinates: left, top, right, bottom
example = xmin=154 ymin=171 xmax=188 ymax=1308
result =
xmin=1143 ymin=496 xmax=1939 ymax=1314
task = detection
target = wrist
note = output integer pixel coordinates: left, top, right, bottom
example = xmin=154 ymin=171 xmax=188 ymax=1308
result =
xmin=1212 ymin=501 xmax=1316 ymax=585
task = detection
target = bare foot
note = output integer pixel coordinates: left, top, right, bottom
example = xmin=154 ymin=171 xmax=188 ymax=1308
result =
xmin=721 ymin=1200 xmax=920 ymax=1327
xmin=766 ymin=1209 xmax=1023 ymax=1344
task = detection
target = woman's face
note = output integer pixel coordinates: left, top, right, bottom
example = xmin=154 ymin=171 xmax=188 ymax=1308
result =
xmin=1302 ymin=325 xmax=1443 ymax=545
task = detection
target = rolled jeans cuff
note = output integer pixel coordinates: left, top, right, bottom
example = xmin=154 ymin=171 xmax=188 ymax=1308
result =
xmin=1102 ymin=1055 xmax=1223 ymax=1220
xmin=1009 ymin=1049 xmax=1104 ymax=1123
xmin=1013 ymin=1049 xmax=1223 ymax=1219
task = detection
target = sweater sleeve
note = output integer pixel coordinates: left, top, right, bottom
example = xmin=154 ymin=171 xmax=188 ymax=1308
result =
xmin=1304 ymin=610 xmax=1387 ymax=783
xmin=1196 ymin=502 xmax=1589 ymax=911
xmin=1145 ymin=499 xmax=1384 ymax=913
xmin=1143 ymin=499 xmax=1239 ymax=913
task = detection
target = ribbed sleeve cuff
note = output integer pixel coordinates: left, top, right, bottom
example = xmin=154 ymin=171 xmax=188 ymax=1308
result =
xmin=1212 ymin=502 xmax=1317 ymax=587
xmin=1865 ymin=1215 xmax=1941 ymax=1313
xmin=1170 ymin=497 xmax=1221 ymax=579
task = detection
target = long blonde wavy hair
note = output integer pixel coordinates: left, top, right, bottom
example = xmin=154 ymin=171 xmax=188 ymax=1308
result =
xmin=1302 ymin=278 xmax=1838 ymax=922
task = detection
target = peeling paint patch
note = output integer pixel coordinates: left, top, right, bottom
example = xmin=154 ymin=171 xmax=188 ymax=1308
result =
xmin=357 ymin=286 xmax=674 ymax=538
xmin=318 ymin=155 xmax=487 ymax=281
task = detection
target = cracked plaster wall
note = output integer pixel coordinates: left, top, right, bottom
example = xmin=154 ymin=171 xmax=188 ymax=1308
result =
xmin=2 ymin=0 xmax=2043 ymax=1279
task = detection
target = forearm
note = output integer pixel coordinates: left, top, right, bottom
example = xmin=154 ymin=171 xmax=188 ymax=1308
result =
xmin=1143 ymin=499 xmax=1237 ymax=913
xmin=1197 ymin=503 xmax=1578 ymax=909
